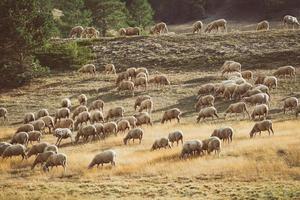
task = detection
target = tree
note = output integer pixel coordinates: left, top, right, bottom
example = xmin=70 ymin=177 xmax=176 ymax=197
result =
xmin=127 ymin=0 xmax=154 ymax=28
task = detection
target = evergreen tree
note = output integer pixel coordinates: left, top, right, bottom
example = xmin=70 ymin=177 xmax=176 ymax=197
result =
xmin=127 ymin=0 xmax=154 ymax=28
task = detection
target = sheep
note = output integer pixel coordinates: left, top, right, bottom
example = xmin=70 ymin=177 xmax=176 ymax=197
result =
xmin=36 ymin=108 xmax=49 ymax=119
xmin=161 ymin=108 xmax=182 ymax=124
xmin=116 ymin=71 xmax=129 ymax=86
xmin=256 ymin=20 xmax=269 ymax=31
xmin=118 ymin=80 xmax=135 ymax=96
xmin=168 ymin=131 xmax=183 ymax=146
xmin=134 ymin=77 xmax=147 ymax=91
xmin=207 ymin=137 xmax=221 ymax=156
xmin=192 ymin=20 xmax=203 ymax=33
xmin=78 ymin=94 xmax=87 ymax=105
xmin=54 ymin=118 xmax=74 ymax=130
xmin=254 ymin=84 xmax=271 ymax=97
xmin=255 ymin=74 xmax=267 ymax=85
xmin=138 ymin=99 xmax=153 ymax=113
xmin=243 ymin=93 xmax=269 ymax=106
xmin=204 ymin=19 xmax=227 ymax=33
xmin=28 ymin=131 xmax=42 ymax=144
xmin=2 ymin=144 xmax=26 ymax=160
xmin=251 ymin=104 xmax=269 ymax=120
xmin=134 ymin=95 xmax=151 ymax=110
xmin=151 ymin=138 xmax=171 ymax=150
xmin=88 ymin=150 xmax=116 ymax=168
xmin=249 ymin=120 xmax=274 ymax=138
xmin=43 ymin=153 xmax=67 ymax=172
xmin=89 ymin=100 xmax=104 ymax=111
xmin=103 ymin=122 xmax=118 ymax=137
xmin=61 ymin=98 xmax=71 ymax=108
xmin=31 ymin=151 xmax=55 ymax=170
xmin=119 ymin=27 xmax=140 ymax=36
xmin=148 ymin=75 xmax=170 ymax=87
xmin=0 ymin=142 xmax=12 ymax=155
xmin=78 ymin=64 xmax=96 ymax=75
xmin=283 ymin=97 xmax=299 ymax=114
xmin=215 ymin=81 xmax=235 ymax=96
xmin=82 ymin=27 xmax=98 ymax=38
xmin=223 ymin=83 xmax=238 ymax=100
xmin=117 ymin=120 xmax=131 ymax=134
xmin=196 ymin=106 xmax=219 ymax=122
xmin=150 ymin=22 xmax=168 ymax=35
xmin=90 ymin=110 xmax=104 ymax=124
xmin=104 ymin=64 xmax=116 ymax=75
xmin=195 ymin=95 xmax=215 ymax=111
xmin=126 ymin=67 xmax=137 ymax=79
xmin=273 ymin=66 xmax=296 ymax=80
xmin=72 ymin=105 xmax=88 ymax=120
xmin=69 ymin=26 xmax=84 ymax=38
xmin=105 ymin=106 xmax=124 ymax=121
xmin=11 ymin=132 xmax=29 ymax=146
xmin=221 ymin=61 xmax=241 ymax=76
xmin=134 ymin=112 xmax=153 ymax=126
xmin=54 ymin=108 xmax=70 ymax=123
xmin=123 ymin=128 xmax=143 ymax=145
xmin=136 ymin=72 xmax=148 ymax=80
xmin=202 ymin=137 xmax=218 ymax=154
xmin=232 ymin=77 xmax=246 ymax=85
xmin=53 ymin=128 xmax=73 ymax=147
xmin=198 ymin=83 xmax=215 ymax=96
xmin=180 ymin=140 xmax=203 ymax=158
xmin=74 ymin=111 xmax=90 ymax=130
xmin=211 ymin=127 xmax=233 ymax=143
xmin=30 ymin=120 xmax=46 ymax=133
xmin=27 ymin=142 xmax=49 ymax=158
xmin=121 ymin=116 xmax=137 ymax=128
xmin=0 ymin=107 xmax=8 ymax=121
xmin=75 ymin=125 xmax=97 ymax=143
xmin=15 ymin=124 xmax=34 ymax=133
xmin=224 ymin=102 xmax=250 ymax=119
xmin=44 ymin=144 xmax=58 ymax=154
xmin=232 ymin=82 xmax=253 ymax=100
xmin=94 ymin=123 xmax=104 ymax=139
xmin=263 ymin=76 xmax=277 ymax=89
xmin=242 ymin=88 xmax=264 ymax=98
xmin=24 ymin=112 xmax=35 ymax=124
xmin=283 ymin=15 xmax=300 ymax=29
xmin=241 ymin=70 xmax=253 ymax=80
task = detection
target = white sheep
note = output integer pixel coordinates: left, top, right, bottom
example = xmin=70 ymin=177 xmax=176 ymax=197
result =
xmin=283 ymin=97 xmax=298 ymax=114
xmin=263 ymin=76 xmax=277 ymax=90
xmin=205 ymin=19 xmax=227 ymax=33
xmin=283 ymin=15 xmax=300 ymax=29
xmin=53 ymin=128 xmax=73 ymax=147
xmin=241 ymin=70 xmax=253 ymax=80
xmin=251 ymin=104 xmax=269 ymax=120
xmin=221 ymin=61 xmax=241 ymax=76
xmin=243 ymin=93 xmax=269 ymax=106
xmin=88 ymin=150 xmax=116 ymax=168
xmin=273 ymin=66 xmax=296 ymax=80
xmin=118 ymin=80 xmax=135 ymax=96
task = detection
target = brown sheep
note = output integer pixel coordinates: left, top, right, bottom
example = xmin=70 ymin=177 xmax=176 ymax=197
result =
xmin=241 ymin=70 xmax=253 ymax=80
xmin=223 ymin=83 xmax=238 ymax=100
xmin=0 ymin=107 xmax=8 ymax=121
xmin=134 ymin=112 xmax=153 ymax=126
xmin=196 ymin=106 xmax=219 ymax=122
xmin=134 ymin=95 xmax=151 ymax=110
xmin=249 ymin=120 xmax=274 ymax=138
xmin=282 ymin=97 xmax=298 ymax=114
xmin=69 ymin=26 xmax=84 ymax=38
xmin=198 ymin=83 xmax=215 ymax=96
xmin=135 ymin=67 xmax=149 ymax=78
xmin=205 ymin=19 xmax=227 ymax=33
xmin=221 ymin=61 xmax=241 ymax=76
xmin=116 ymin=71 xmax=129 ymax=86
xmin=40 ymin=116 xmax=54 ymax=134
xmin=72 ymin=105 xmax=88 ymax=120
xmin=15 ymin=124 xmax=34 ymax=134
xmin=232 ymin=82 xmax=253 ymax=100
xmin=256 ymin=20 xmax=269 ymax=31
xmin=103 ymin=122 xmax=118 ymax=137
xmin=89 ymin=100 xmax=104 ymax=111
xmin=123 ymin=128 xmax=143 ymax=145
xmin=82 ymin=27 xmax=98 ymax=38
xmin=126 ymin=67 xmax=137 ymax=79
xmin=54 ymin=108 xmax=70 ymax=123
xmin=138 ymin=99 xmax=153 ymax=113
xmin=121 ymin=116 xmax=137 ymax=128
xmin=251 ymin=104 xmax=269 ymax=120
xmin=151 ymin=138 xmax=171 ymax=150
xmin=263 ymin=76 xmax=277 ymax=89
xmin=28 ymin=131 xmax=42 ymax=144
xmin=161 ymin=108 xmax=182 ymax=124
xmin=150 ymin=22 xmax=168 ymax=35
xmin=117 ymin=119 xmax=131 ymax=134
xmin=255 ymin=74 xmax=267 ymax=85
xmin=118 ymin=80 xmax=135 ymax=96
xmin=30 ymin=120 xmax=46 ymax=133
xmin=90 ymin=110 xmax=104 ymax=124
xmin=119 ymin=27 xmax=140 ymax=36
xmin=61 ymin=98 xmax=71 ymax=109
xmin=243 ymin=93 xmax=269 ymax=106
xmin=192 ymin=21 xmax=203 ymax=33
xmin=273 ymin=66 xmax=296 ymax=80
xmin=136 ymin=72 xmax=148 ymax=80
xmin=134 ymin=77 xmax=147 ymax=91
xmin=211 ymin=127 xmax=233 ymax=143
xmin=105 ymin=106 xmax=125 ymax=121
xmin=104 ymin=64 xmax=116 ymax=75
xmin=195 ymin=95 xmax=215 ymax=111
xmin=74 ymin=111 xmax=91 ymax=130
xmin=149 ymin=75 xmax=170 ymax=87
xmin=36 ymin=109 xmax=49 ymax=119
xmin=78 ymin=94 xmax=87 ymax=105
xmin=24 ymin=113 xmax=35 ymax=124
xmin=78 ymin=64 xmax=96 ymax=75
xmin=224 ymin=102 xmax=250 ymax=119
xmin=168 ymin=131 xmax=183 ymax=146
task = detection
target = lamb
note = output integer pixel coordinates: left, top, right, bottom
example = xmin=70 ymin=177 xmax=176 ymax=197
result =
xmin=198 ymin=83 xmax=215 ymax=96
xmin=273 ymin=66 xmax=296 ymax=79
xmin=117 ymin=120 xmax=131 ymax=134
xmin=180 ymin=140 xmax=203 ymax=158
xmin=44 ymin=144 xmax=58 ymax=153
xmin=121 ymin=116 xmax=137 ymax=128
xmin=105 ymin=106 xmax=124 ymax=121
xmin=61 ymin=98 xmax=71 ymax=109
xmin=204 ymin=19 xmax=227 ymax=33
xmin=30 ymin=120 xmax=45 ymax=132
xmin=24 ymin=112 xmax=35 ymax=124
xmin=134 ymin=95 xmax=151 ymax=110
xmin=43 ymin=153 xmax=67 ymax=172
xmin=78 ymin=94 xmax=87 ymax=105
xmin=2 ymin=144 xmax=26 ymax=160
xmin=78 ymin=64 xmax=96 ymax=74
xmin=28 ymin=131 xmax=42 ymax=144
xmin=134 ymin=77 xmax=147 ymax=91
xmin=263 ymin=76 xmax=277 ymax=89
xmin=221 ymin=61 xmax=241 ymax=76
xmin=69 ymin=26 xmax=84 ymax=38
xmin=283 ymin=15 xmax=300 ymax=29
xmin=89 ymin=100 xmax=104 ymax=111
xmin=241 ymin=70 xmax=253 ymax=80
xmin=104 ymin=64 xmax=116 ymax=75
xmin=0 ymin=142 xmax=12 ymax=155
xmin=88 ymin=150 xmax=116 ymax=168
xmin=27 ymin=142 xmax=49 ymax=158
xmin=148 ymin=75 xmax=170 ymax=87
xmin=0 ymin=107 xmax=8 ymax=121
xmin=103 ymin=122 xmax=118 ymax=137
xmin=161 ymin=108 xmax=182 ymax=124
xmin=249 ymin=120 xmax=274 ymax=138
xmin=119 ymin=27 xmax=140 ymax=36
xmin=123 ymin=128 xmax=143 ymax=145
xmin=150 ymin=22 xmax=168 ymax=35
xmin=196 ymin=106 xmax=219 ymax=122
xmin=90 ymin=110 xmax=104 ymax=124
xmin=211 ymin=127 xmax=233 ymax=143
xmin=72 ymin=105 xmax=88 ymax=119
xmin=283 ymin=97 xmax=298 ymax=114
xmin=36 ymin=108 xmax=49 ymax=119
xmin=54 ymin=118 xmax=74 ymax=130
xmin=74 ymin=111 xmax=91 ymax=130
xmin=11 ymin=132 xmax=29 ymax=146
xmin=256 ymin=20 xmax=269 ymax=31
xmin=134 ymin=112 xmax=153 ymax=126
xmin=192 ymin=20 xmax=203 ymax=33
xmin=31 ymin=151 xmax=55 ymax=170
xmin=75 ymin=125 xmax=97 ymax=143
xmin=118 ymin=80 xmax=135 ymax=96
xmin=126 ymin=67 xmax=137 ymax=79
xmin=15 ymin=124 xmax=34 ymax=133
xmin=251 ymin=104 xmax=269 ymax=120
xmin=232 ymin=82 xmax=253 ymax=100
xmin=116 ymin=71 xmax=129 ymax=86
xmin=53 ymin=128 xmax=73 ymax=147
xmin=224 ymin=102 xmax=250 ymax=119
xmin=207 ymin=137 xmax=221 ymax=156
xmin=54 ymin=108 xmax=70 ymax=123
xmin=138 ymin=99 xmax=153 ymax=113
xmin=195 ymin=95 xmax=215 ymax=111
xmin=243 ymin=93 xmax=269 ymax=106
xmin=151 ymin=138 xmax=171 ymax=150
xmin=168 ymin=131 xmax=183 ymax=146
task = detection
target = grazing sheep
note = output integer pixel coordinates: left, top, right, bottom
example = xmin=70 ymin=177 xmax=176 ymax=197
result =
xmin=121 ymin=116 xmax=137 ymax=128
xmin=283 ymin=97 xmax=298 ymax=114
xmin=117 ymin=120 xmax=131 ymax=134
xmin=44 ymin=144 xmax=58 ymax=154
xmin=224 ymin=102 xmax=250 ymax=119
xmin=134 ymin=95 xmax=151 ymax=110
xmin=198 ymin=83 xmax=215 ymax=96
xmin=2 ymin=144 xmax=26 ymax=160
xmin=54 ymin=118 xmax=74 ymax=130
xmin=27 ymin=142 xmax=49 ymax=158
xmin=24 ymin=112 xmax=35 ymax=124
xmin=11 ymin=132 xmax=29 ymax=146
xmin=180 ymin=140 xmax=203 ymax=158
xmin=242 ymin=88 xmax=264 ymax=98
xmin=138 ymin=99 xmax=153 ymax=113
xmin=161 ymin=108 xmax=182 ymax=124
xmin=74 ymin=111 xmax=91 ymax=130
xmin=0 ymin=107 xmax=8 ymax=121
xmin=202 ymin=137 xmax=218 ymax=154
xmin=15 ymin=124 xmax=34 ymax=133
xmin=89 ymin=100 xmax=104 ymax=111
xmin=104 ymin=64 xmax=116 ymax=75
xmin=273 ymin=66 xmax=296 ymax=79
xmin=195 ymin=95 xmax=215 ymax=111
xmin=88 ymin=150 xmax=116 ymax=168
xmin=90 ymin=110 xmax=104 ymax=124
xmin=36 ymin=109 xmax=49 ymax=119
xmin=232 ymin=82 xmax=253 ymax=100
xmin=82 ymin=27 xmax=98 ymax=38
xmin=118 ymin=80 xmax=135 ymax=96
xmin=61 ymin=98 xmax=71 ymax=109
xmin=94 ymin=123 xmax=104 ymax=138
xmin=207 ymin=137 xmax=221 ymax=156
xmin=134 ymin=77 xmax=147 ymax=91
xmin=134 ymin=112 xmax=153 ymax=126
xmin=231 ymin=77 xmax=246 ymax=85
xmin=255 ymin=74 xmax=267 ymax=85
xmin=53 ymin=128 xmax=73 ymax=147
xmin=69 ymin=26 xmax=84 ymax=38
xmin=263 ymin=76 xmax=277 ymax=89
xmin=126 ymin=67 xmax=137 ymax=79
xmin=211 ymin=127 xmax=233 ymax=143
xmin=78 ymin=94 xmax=87 ymax=105
xmin=241 ymin=70 xmax=253 ymax=80
xmin=149 ymin=75 xmax=170 ymax=87
xmin=123 ymin=128 xmax=143 ymax=145
xmin=150 ymin=22 xmax=168 ymax=35
xmin=78 ymin=64 xmax=96 ymax=74
xmin=205 ymin=19 xmax=227 ymax=33
xmin=103 ymin=122 xmax=118 ymax=137
xmin=251 ymin=104 xmax=269 ymax=120
xmin=54 ymin=108 xmax=70 ymax=123
xmin=0 ymin=142 xmax=12 ymax=155
xmin=105 ymin=106 xmax=124 ymax=121
xmin=283 ymin=15 xmax=300 ymax=29
xmin=75 ymin=125 xmax=97 ymax=143
xmin=256 ymin=20 xmax=269 ymax=31
xmin=243 ymin=93 xmax=269 ymax=106
xmin=193 ymin=20 xmax=203 ymax=33
xmin=72 ymin=105 xmax=88 ymax=120
xmin=119 ymin=27 xmax=140 ymax=36
xmin=31 ymin=151 xmax=55 ymax=170
xmin=28 ymin=131 xmax=42 ymax=144
xmin=249 ymin=120 xmax=274 ymax=138
xmin=215 ymin=81 xmax=234 ymax=96
xmin=223 ymin=83 xmax=238 ymax=100
xmin=151 ymin=138 xmax=171 ymax=150
xmin=196 ymin=106 xmax=219 ymax=122
xmin=30 ymin=120 xmax=46 ymax=132
xmin=136 ymin=72 xmax=148 ymax=80
xmin=116 ymin=71 xmax=129 ymax=86
xmin=43 ymin=153 xmax=67 ymax=172
xmin=221 ymin=61 xmax=241 ymax=76
xmin=136 ymin=67 xmax=149 ymax=78
xmin=168 ymin=131 xmax=183 ymax=146
xmin=254 ymin=84 xmax=271 ymax=97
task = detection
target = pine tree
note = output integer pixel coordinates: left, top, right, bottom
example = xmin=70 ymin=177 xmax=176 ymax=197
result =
xmin=127 ymin=0 xmax=154 ymax=28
